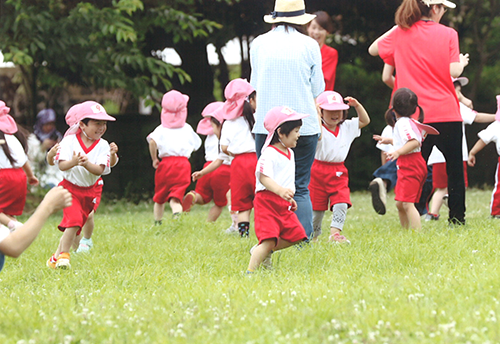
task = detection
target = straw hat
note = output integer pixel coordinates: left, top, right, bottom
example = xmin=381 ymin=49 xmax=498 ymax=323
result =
xmin=421 ymin=0 xmax=456 ymax=8
xmin=264 ymin=0 xmax=316 ymax=25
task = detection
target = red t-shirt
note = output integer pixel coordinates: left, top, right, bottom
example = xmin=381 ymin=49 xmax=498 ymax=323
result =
xmin=321 ymin=44 xmax=338 ymax=91
xmin=378 ymin=21 xmax=461 ymax=123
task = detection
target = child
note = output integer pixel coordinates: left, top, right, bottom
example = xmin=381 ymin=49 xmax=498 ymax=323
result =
xmin=219 ymin=78 xmax=257 ymax=237
xmin=247 ymin=106 xmax=309 ymax=272
xmin=46 ymin=101 xmax=115 ymax=269
xmin=426 ymin=77 xmax=495 ymax=220
xmin=375 ymin=88 xmax=439 ymax=230
xmin=0 ymin=101 xmax=39 ymax=230
xmin=468 ymin=95 xmax=500 ymax=218
xmin=183 ymin=101 xmax=233 ymax=224
xmin=147 ymin=90 xmax=201 ymax=224
xmin=309 ymin=91 xmax=370 ymax=243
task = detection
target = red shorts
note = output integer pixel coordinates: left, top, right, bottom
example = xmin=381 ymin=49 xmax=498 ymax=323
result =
xmin=230 ymin=153 xmax=257 ymax=212
xmin=153 ymin=157 xmax=191 ymax=204
xmin=0 ymin=168 xmax=27 ymax=216
xmin=395 ymin=153 xmax=427 ymax=203
xmin=94 ymin=178 xmax=104 ymax=212
xmin=432 ymin=161 xmax=468 ymax=189
xmin=254 ymin=190 xmax=307 ymax=245
xmin=58 ymin=179 xmax=97 ymax=235
xmin=195 ymin=162 xmax=230 ymax=207
xmin=309 ymin=160 xmax=351 ymax=211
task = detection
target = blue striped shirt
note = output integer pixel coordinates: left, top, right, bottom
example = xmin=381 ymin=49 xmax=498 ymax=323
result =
xmin=250 ymin=26 xmax=325 ymax=136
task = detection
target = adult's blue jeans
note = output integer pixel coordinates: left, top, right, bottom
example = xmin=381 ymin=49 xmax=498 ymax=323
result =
xmin=255 ymin=134 xmax=318 ymax=238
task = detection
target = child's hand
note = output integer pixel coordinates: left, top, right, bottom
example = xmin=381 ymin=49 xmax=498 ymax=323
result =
xmin=192 ymin=171 xmax=203 ymax=181
xmin=290 ymin=199 xmax=298 ymax=212
xmin=468 ymin=154 xmax=476 ymax=167
xmin=70 ymin=151 xmax=80 ymax=167
xmin=110 ymin=142 xmax=118 ymax=155
xmin=28 ymin=176 xmax=39 ymax=186
xmin=373 ymin=135 xmax=392 ymax=145
xmin=386 ymin=151 xmax=399 ymax=161
xmin=278 ymin=187 xmax=295 ymax=203
xmin=46 ymin=143 xmax=60 ymax=165
xmin=344 ymin=96 xmax=360 ymax=107
xmin=152 ymin=159 xmax=159 ymax=169
xmin=78 ymin=153 xmax=88 ymax=167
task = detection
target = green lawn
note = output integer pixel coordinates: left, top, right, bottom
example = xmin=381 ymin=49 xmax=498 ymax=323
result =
xmin=1 ymin=188 xmax=500 ymax=343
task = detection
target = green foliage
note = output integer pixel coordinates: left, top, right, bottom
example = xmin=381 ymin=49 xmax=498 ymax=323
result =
xmin=2 ymin=189 xmax=500 ymax=343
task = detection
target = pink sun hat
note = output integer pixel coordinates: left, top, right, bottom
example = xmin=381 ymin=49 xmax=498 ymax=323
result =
xmin=222 ymin=78 xmax=255 ymax=120
xmin=64 ymin=101 xmax=115 ymax=137
xmin=496 ymin=95 xmax=500 ymax=122
xmin=262 ymin=106 xmax=309 ymax=153
xmin=161 ymin=90 xmax=189 ymax=129
xmin=317 ymin=91 xmax=350 ymax=111
xmin=196 ymin=101 xmax=224 ymax=135
xmin=0 ymin=101 xmax=18 ymax=134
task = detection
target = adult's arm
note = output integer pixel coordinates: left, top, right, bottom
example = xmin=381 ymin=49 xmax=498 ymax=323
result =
xmin=368 ymin=26 xmax=398 ymax=56
xmin=450 ymin=53 xmax=469 ymax=78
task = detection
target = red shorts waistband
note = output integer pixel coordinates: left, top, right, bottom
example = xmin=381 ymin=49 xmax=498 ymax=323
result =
xmin=60 ymin=179 xmax=97 ymax=191
xmin=314 ymin=160 xmax=345 ymax=167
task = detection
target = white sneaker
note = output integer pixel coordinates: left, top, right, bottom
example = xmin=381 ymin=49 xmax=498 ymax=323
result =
xmin=250 ymin=244 xmax=273 ymax=270
xmin=225 ymin=225 xmax=238 ymax=234
xmin=76 ymin=238 xmax=93 ymax=253
xmin=368 ymin=178 xmax=387 ymax=215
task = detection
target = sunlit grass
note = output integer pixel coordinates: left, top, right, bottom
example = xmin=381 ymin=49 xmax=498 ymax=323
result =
xmin=1 ymin=188 xmax=499 ymax=343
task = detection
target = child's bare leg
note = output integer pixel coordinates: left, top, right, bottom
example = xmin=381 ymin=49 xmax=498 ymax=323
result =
xmin=57 ymin=227 xmax=79 ymax=254
xmin=169 ymin=198 xmax=182 ymax=214
xmin=82 ymin=211 xmax=95 ymax=239
xmin=248 ymin=239 xmax=275 ymax=271
xmin=273 ymin=238 xmax=297 ymax=251
xmin=207 ymin=205 xmax=223 ymax=222
xmin=194 ymin=194 xmax=204 ymax=205
xmin=396 ymin=201 xmax=409 ymax=228
xmin=154 ymin=202 xmax=165 ymax=221
xmin=430 ymin=188 xmax=448 ymax=215
xmin=403 ymin=202 xmax=421 ymax=230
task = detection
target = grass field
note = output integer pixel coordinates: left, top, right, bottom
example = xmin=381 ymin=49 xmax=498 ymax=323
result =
xmin=1 ymin=188 xmax=500 ymax=343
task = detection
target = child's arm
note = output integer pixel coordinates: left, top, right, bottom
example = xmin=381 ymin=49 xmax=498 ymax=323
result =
xmin=22 ymin=161 xmax=39 ymax=186
xmin=76 ymin=154 xmax=105 ymax=176
xmin=316 ymin=103 xmax=323 ymax=141
xmin=345 ymin=97 xmax=370 ymax=129
xmin=109 ymin=142 xmax=119 ymax=167
xmin=457 ymin=90 xmax=473 ymax=109
xmin=58 ymin=151 xmax=81 ymax=171
xmin=474 ymin=113 xmax=496 ymax=123
xmin=46 ymin=143 xmax=59 ymax=166
xmin=386 ymin=139 xmax=419 ymax=161
xmin=148 ymin=139 xmax=160 ymax=169
xmin=192 ymin=159 xmax=223 ymax=181
xmin=259 ymin=174 xmax=295 ymax=203
xmin=382 ymin=64 xmax=395 ymax=89
xmin=468 ymin=139 xmax=487 ymax=167
xmin=0 ymin=186 xmax=72 ymax=258
xmin=220 ymin=145 xmax=233 ymax=156
xmin=373 ymin=135 xmax=393 ymax=145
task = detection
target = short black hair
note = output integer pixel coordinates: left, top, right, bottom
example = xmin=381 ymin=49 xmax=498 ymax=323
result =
xmin=80 ymin=118 xmax=91 ymax=125
xmin=270 ymin=119 xmax=302 ymax=145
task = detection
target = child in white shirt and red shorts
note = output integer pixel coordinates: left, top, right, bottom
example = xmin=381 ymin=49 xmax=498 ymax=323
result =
xmin=247 ymin=106 xmax=309 ymax=273
xmin=47 ymin=101 xmax=115 ymax=269
xmin=147 ymin=90 xmax=202 ymax=225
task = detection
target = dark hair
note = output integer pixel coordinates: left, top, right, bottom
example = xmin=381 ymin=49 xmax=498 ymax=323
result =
xmin=312 ymin=11 xmax=335 ymax=33
xmin=0 ymin=126 xmax=28 ymax=166
xmin=395 ymin=0 xmax=433 ymax=29
xmin=242 ymin=91 xmax=256 ymax=137
xmin=210 ymin=116 xmax=221 ymax=128
xmin=274 ymin=22 xmax=306 ymax=35
xmin=385 ymin=87 xmax=424 ymax=126
xmin=270 ymin=119 xmax=303 ymax=145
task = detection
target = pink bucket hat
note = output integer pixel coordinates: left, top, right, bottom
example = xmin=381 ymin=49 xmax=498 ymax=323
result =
xmin=196 ymin=101 xmax=224 ymax=135
xmin=161 ymin=90 xmax=189 ymax=129
xmin=262 ymin=106 xmax=309 ymax=153
xmin=496 ymin=95 xmax=500 ymax=122
xmin=317 ymin=91 xmax=349 ymax=111
xmin=64 ymin=101 xmax=115 ymax=137
xmin=222 ymin=79 xmax=255 ymax=120
xmin=0 ymin=101 xmax=17 ymax=134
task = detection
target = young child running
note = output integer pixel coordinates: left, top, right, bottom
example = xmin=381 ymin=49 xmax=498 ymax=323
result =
xmin=47 ymin=101 xmax=115 ymax=269
xmin=0 ymin=101 xmax=39 ymax=231
xmin=147 ymin=90 xmax=201 ymax=224
xmin=468 ymin=95 xmax=500 ymax=218
xmin=183 ymin=101 xmax=233 ymax=224
xmin=375 ymin=88 xmax=439 ymax=230
xmin=247 ymin=106 xmax=308 ymax=272
xmin=219 ymin=78 xmax=257 ymax=237
xmin=309 ymin=91 xmax=370 ymax=244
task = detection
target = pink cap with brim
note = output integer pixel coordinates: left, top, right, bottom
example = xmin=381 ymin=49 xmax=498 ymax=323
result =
xmin=452 ymin=77 xmax=469 ymax=87
xmin=222 ymin=78 xmax=255 ymax=120
xmin=316 ymin=91 xmax=349 ymax=111
xmin=262 ymin=106 xmax=309 ymax=153
xmin=0 ymin=101 xmax=17 ymax=134
xmin=63 ymin=101 xmax=115 ymax=137
xmin=495 ymin=95 xmax=500 ymax=122
xmin=196 ymin=101 xmax=224 ymax=135
xmin=161 ymin=90 xmax=189 ymax=129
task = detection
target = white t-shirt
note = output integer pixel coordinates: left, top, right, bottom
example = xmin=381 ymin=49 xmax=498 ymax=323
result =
xmin=478 ymin=121 xmax=500 ymax=155
xmin=0 ymin=134 xmax=27 ymax=169
xmin=204 ymin=134 xmax=231 ymax=166
xmin=56 ymin=134 xmax=111 ymax=187
xmin=255 ymin=145 xmax=295 ymax=193
xmin=315 ymin=118 xmax=360 ymax=163
xmin=147 ymin=124 xmax=202 ymax=159
xmin=428 ymin=103 xmax=477 ymax=165
xmin=376 ymin=125 xmax=395 ymax=153
xmin=393 ymin=117 xmax=422 ymax=153
xmin=219 ymin=116 xmax=255 ymax=155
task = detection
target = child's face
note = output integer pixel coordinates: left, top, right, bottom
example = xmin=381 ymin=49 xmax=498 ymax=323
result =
xmin=210 ymin=119 xmax=221 ymax=138
xmin=249 ymin=94 xmax=257 ymax=111
xmin=321 ymin=109 xmax=344 ymax=128
xmin=279 ymin=126 xmax=301 ymax=149
xmin=80 ymin=119 xmax=107 ymax=140
xmin=42 ymin=122 xmax=56 ymax=134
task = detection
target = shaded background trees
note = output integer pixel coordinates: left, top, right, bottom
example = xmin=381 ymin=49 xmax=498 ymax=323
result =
xmin=0 ymin=0 xmax=499 ymax=198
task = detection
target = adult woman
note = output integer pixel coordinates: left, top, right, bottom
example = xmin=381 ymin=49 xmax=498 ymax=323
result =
xmin=250 ymin=0 xmax=325 ymax=238
xmin=368 ymin=0 xmax=469 ymax=224
xmin=307 ymin=11 xmax=338 ymax=91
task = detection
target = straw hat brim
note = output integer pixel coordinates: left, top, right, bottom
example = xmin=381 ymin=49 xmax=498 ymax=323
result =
xmin=263 ymin=13 xmax=316 ymax=25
